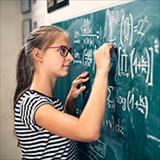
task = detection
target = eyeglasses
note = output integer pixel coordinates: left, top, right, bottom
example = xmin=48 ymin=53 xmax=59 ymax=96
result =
xmin=48 ymin=45 xmax=74 ymax=57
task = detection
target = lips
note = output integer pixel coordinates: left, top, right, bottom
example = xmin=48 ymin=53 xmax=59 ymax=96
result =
xmin=63 ymin=65 xmax=70 ymax=68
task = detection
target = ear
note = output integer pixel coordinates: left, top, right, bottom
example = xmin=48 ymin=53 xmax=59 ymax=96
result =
xmin=32 ymin=48 xmax=43 ymax=63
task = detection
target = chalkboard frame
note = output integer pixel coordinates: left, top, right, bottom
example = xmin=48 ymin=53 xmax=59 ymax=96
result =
xmin=47 ymin=0 xmax=69 ymax=13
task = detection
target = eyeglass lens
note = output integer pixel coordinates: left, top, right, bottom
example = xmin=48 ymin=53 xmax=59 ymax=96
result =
xmin=60 ymin=46 xmax=74 ymax=57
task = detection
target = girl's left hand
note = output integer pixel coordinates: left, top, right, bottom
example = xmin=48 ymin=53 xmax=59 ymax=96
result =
xmin=68 ymin=71 xmax=89 ymax=99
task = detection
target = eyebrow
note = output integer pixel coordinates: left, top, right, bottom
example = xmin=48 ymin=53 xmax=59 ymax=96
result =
xmin=48 ymin=45 xmax=71 ymax=49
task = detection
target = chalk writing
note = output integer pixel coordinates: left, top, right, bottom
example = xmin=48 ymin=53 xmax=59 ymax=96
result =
xmin=105 ymin=9 xmax=154 ymax=86
xmin=120 ymin=13 xmax=133 ymax=47
xmin=147 ymin=134 xmax=160 ymax=144
xmin=106 ymin=10 xmax=150 ymax=48
xmin=116 ymin=46 xmax=154 ymax=86
xmin=78 ymin=143 xmax=104 ymax=160
xmin=116 ymin=47 xmax=130 ymax=77
xmin=130 ymin=47 xmax=154 ymax=86
xmin=104 ymin=116 xmax=125 ymax=136
xmin=89 ymin=140 xmax=107 ymax=158
xmin=133 ymin=16 xmax=149 ymax=37
xmin=72 ymin=18 xmax=100 ymax=71
xmin=88 ymin=149 xmax=102 ymax=160
xmin=80 ymin=18 xmax=92 ymax=34
xmin=82 ymin=49 xmax=93 ymax=67
xmin=116 ymin=91 xmax=149 ymax=119
xmin=107 ymin=86 xmax=116 ymax=111
xmin=105 ymin=9 xmax=124 ymax=42
xmin=153 ymin=38 xmax=160 ymax=54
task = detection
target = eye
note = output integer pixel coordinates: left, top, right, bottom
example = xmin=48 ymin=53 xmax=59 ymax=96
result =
xmin=61 ymin=46 xmax=67 ymax=52
xmin=60 ymin=46 xmax=68 ymax=56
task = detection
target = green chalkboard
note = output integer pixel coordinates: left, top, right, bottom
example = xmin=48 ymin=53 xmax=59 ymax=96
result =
xmin=53 ymin=0 xmax=160 ymax=160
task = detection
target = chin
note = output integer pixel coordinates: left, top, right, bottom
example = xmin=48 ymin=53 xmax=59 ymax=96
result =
xmin=59 ymin=71 xmax=69 ymax=77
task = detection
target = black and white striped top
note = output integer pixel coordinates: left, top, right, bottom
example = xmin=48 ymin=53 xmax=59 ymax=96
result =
xmin=14 ymin=89 xmax=77 ymax=160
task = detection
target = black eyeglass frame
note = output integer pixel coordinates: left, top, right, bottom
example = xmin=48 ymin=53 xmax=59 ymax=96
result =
xmin=48 ymin=45 xmax=74 ymax=57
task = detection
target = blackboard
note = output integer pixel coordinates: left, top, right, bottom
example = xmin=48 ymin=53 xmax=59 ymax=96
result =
xmin=53 ymin=0 xmax=160 ymax=159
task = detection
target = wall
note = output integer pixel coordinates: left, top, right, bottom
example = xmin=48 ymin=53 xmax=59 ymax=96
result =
xmin=0 ymin=0 xmax=22 ymax=159
xmin=31 ymin=0 xmax=132 ymax=27
xmin=0 ymin=0 xmax=131 ymax=159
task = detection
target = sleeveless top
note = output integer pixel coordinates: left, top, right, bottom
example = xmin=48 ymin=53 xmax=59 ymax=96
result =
xmin=14 ymin=89 xmax=78 ymax=160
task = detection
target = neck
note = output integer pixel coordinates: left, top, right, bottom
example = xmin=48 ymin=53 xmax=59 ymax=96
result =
xmin=30 ymin=72 xmax=57 ymax=98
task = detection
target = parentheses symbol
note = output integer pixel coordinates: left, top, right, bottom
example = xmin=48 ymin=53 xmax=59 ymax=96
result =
xmin=147 ymin=47 xmax=154 ymax=86
xmin=130 ymin=48 xmax=135 ymax=79
xmin=144 ymin=96 xmax=148 ymax=119
xmin=117 ymin=47 xmax=121 ymax=76
xmin=127 ymin=91 xmax=131 ymax=112
xmin=120 ymin=14 xmax=125 ymax=47
xmin=129 ymin=13 xmax=133 ymax=47
xmin=145 ymin=48 xmax=150 ymax=84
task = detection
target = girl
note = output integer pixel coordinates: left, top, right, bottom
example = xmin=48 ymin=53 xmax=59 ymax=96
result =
xmin=14 ymin=26 xmax=113 ymax=159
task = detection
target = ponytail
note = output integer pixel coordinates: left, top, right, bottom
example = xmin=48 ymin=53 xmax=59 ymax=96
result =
xmin=14 ymin=46 xmax=34 ymax=104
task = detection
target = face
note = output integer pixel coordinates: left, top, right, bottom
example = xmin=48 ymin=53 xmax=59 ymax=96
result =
xmin=40 ymin=33 xmax=74 ymax=78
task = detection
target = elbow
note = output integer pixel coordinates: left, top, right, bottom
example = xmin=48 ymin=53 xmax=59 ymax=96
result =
xmin=78 ymin=120 xmax=101 ymax=142
xmin=89 ymin=132 xmax=100 ymax=142
xmin=81 ymin=130 xmax=100 ymax=142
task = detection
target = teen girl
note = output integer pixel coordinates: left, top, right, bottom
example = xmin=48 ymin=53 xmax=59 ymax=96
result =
xmin=14 ymin=26 xmax=113 ymax=159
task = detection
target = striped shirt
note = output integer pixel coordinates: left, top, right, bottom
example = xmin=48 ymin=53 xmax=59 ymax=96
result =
xmin=14 ymin=89 xmax=77 ymax=160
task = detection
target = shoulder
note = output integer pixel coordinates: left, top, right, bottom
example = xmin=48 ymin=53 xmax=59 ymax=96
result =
xmin=15 ymin=90 xmax=52 ymax=107
xmin=15 ymin=89 xmax=63 ymax=111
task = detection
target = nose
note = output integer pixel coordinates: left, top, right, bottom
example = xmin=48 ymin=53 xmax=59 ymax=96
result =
xmin=66 ymin=52 xmax=74 ymax=62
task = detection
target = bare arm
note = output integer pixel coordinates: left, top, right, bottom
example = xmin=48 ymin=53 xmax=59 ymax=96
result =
xmin=79 ymin=72 xmax=108 ymax=138
xmin=35 ymin=44 xmax=113 ymax=142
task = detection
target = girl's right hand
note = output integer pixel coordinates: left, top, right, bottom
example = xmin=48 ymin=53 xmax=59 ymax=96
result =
xmin=94 ymin=43 xmax=113 ymax=75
